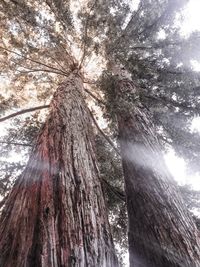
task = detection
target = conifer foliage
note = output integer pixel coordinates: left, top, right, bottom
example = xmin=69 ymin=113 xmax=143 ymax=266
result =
xmin=0 ymin=0 xmax=200 ymax=266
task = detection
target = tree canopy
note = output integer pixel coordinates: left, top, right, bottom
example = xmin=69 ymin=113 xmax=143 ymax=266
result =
xmin=1 ymin=0 xmax=200 ymax=265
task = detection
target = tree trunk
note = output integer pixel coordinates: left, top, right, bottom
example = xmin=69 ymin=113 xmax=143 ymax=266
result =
xmin=0 ymin=72 xmax=118 ymax=267
xmin=114 ymin=77 xmax=200 ymax=267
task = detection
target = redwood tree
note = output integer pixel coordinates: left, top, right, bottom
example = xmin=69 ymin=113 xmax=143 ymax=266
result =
xmin=0 ymin=72 xmax=118 ymax=267
xmin=102 ymin=73 xmax=200 ymax=266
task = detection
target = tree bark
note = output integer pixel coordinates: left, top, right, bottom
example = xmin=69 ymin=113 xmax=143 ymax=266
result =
xmin=114 ymin=77 xmax=200 ymax=267
xmin=0 ymin=72 xmax=118 ymax=267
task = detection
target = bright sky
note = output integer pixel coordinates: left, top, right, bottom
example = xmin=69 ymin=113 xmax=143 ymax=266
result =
xmin=164 ymin=113 xmax=200 ymax=191
xmin=181 ymin=0 xmax=200 ymax=36
xmin=164 ymin=0 xmax=200 ymax=191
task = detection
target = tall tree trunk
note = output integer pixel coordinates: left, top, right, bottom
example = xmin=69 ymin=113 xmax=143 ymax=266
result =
xmin=0 ymin=72 xmax=118 ymax=267
xmin=113 ymin=77 xmax=200 ymax=267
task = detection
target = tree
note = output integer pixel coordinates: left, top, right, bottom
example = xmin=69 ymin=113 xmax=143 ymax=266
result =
xmin=1 ymin=0 xmax=200 ymax=266
xmin=101 ymin=73 xmax=200 ymax=266
xmin=98 ymin=0 xmax=200 ymax=265
xmin=0 ymin=72 xmax=118 ymax=266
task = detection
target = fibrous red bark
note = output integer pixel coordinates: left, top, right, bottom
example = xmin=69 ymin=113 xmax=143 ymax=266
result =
xmin=0 ymin=72 xmax=118 ymax=267
xmin=114 ymin=77 xmax=200 ymax=267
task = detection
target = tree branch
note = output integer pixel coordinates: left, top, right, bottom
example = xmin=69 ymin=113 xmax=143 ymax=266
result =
xmin=16 ymin=68 xmax=68 ymax=77
xmin=131 ymin=41 xmax=181 ymax=51
xmin=0 ymin=196 xmax=7 ymax=210
xmin=84 ymin=87 xmax=105 ymax=105
xmin=142 ymin=94 xmax=200 ymax=114
xmin=107 ymin=2 xmax=143 ymax=54
xmin=88 ymin=108 xmax=120 ymax=155
xmin=0 ymin=141 xmax=32 ymax=147
xmin=131 ymin=39 xmax=198 ymax=52
xmin=101 ymin=177 xmax=125 ymax=202
xmin=78 ymin=0 xmax=98 ymax=68
xmin=0 ymin=105 xmax=50 ymax=123
xmin=0 ymin=46 xmax=69 ymax=76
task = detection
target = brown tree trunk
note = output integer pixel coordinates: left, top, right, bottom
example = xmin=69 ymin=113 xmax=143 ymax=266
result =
xmin=0 ymin=72 xmax=118 ymax=267
xmin=114 ymin=77 xmax=200 ymax=267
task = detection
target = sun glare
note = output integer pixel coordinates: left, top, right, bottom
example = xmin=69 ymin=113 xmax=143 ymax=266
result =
xmin=181 ymin=0 xmax=200 ymax=35
xmin=163 ymin=0 xmax=200 ymax=190
xmin=165 ymin=148 xmax=200 ymax=191
xmin=164 ymin=149 xmax=187 ymax=186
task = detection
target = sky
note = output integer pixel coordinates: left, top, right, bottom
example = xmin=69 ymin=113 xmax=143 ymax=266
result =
xmin=181 ymin=0 xmax=200 ymax=36
xmin=163 ymin=0 xmax=200 ymax=191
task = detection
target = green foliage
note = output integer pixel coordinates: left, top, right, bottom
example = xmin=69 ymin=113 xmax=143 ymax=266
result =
xmin=95 ymin=133 xmax=128 ymax=262
xmin=98 ymin=72 xmax=117 ymax=122
xmin=179 ymin=185 xmax=200 ymax=211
